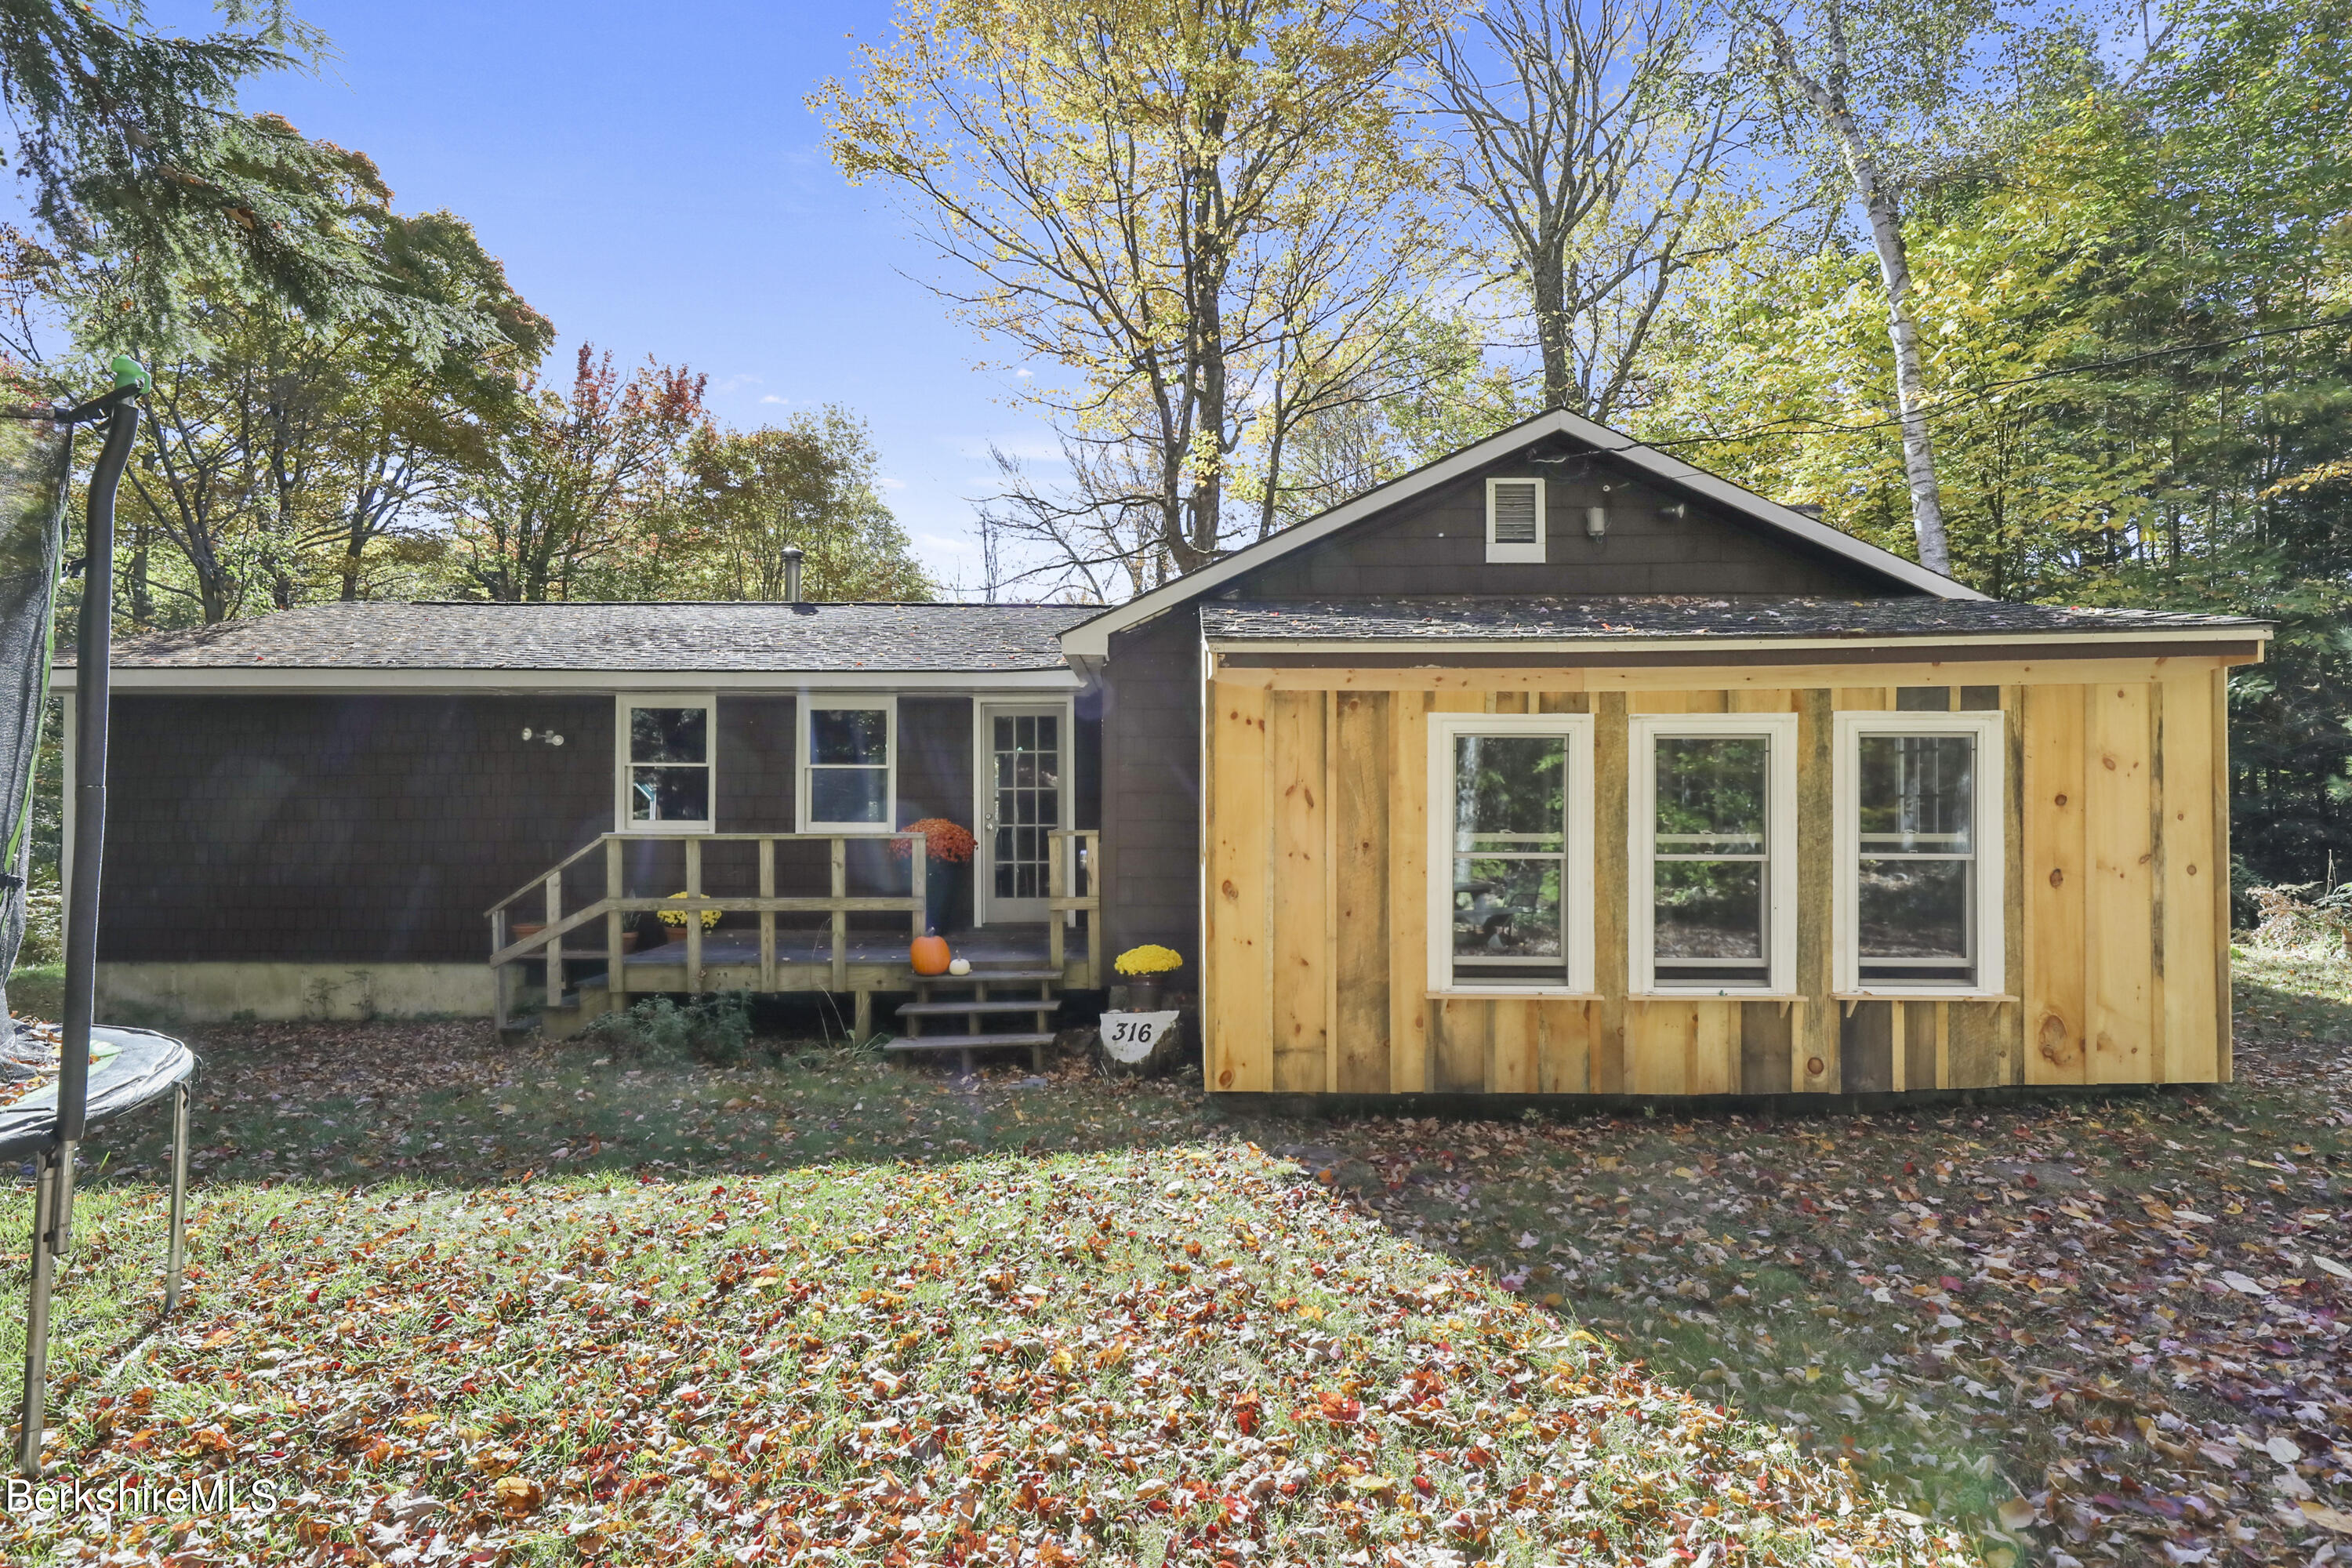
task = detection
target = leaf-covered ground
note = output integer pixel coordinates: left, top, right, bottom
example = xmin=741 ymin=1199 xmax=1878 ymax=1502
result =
xmin=3 ymin=949 xmax=2347 ymax=1565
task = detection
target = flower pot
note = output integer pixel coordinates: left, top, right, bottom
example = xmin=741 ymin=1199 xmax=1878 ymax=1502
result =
xmin=1123 ymin=976 xmax=1165 ymax=1012
xmin=924 ymin=859 xmax=968 ymax=937
xmin=911 ymin=932 xmax=953 ymax=976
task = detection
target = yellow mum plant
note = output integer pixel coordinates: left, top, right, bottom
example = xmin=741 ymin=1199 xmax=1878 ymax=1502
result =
xmin=659 ymin=891 xmax=721 ymax=930
xmin=1115 ymin=944 xmax=1183 ymax=977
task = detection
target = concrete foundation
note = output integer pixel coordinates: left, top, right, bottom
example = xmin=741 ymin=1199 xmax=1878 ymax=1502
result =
xmin=96 ymin=963 xmax=495 ymax=1024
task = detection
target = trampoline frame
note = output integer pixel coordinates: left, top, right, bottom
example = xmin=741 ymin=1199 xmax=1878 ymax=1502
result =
xmin=9 ymin=372 xmax=183 ymax=1479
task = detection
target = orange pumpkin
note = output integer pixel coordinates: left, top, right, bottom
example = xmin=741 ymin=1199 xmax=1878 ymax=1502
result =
xmin=911 ymin=933 xmax=952 ymax=976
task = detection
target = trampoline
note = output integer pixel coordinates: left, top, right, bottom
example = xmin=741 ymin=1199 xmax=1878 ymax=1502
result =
xmin=4 ymin=364 xmax=187 ymax=1479
xmin=2 ymin=1025 xmax=194 ymax=1296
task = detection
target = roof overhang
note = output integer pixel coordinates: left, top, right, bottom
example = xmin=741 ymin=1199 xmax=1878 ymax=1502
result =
xmin=49 ymin=666 xmax=1084 ymax=697
xmin=1061 ymin=408 xmax=1985 ymax=660
xmin=1203 ymin=626 xmax=2270 ymax=660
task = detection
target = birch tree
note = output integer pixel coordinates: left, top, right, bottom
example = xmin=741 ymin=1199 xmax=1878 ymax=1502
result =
xmin=1743 ymin=0 xmax=1996 ymax=575
xmin=1430 ymin=0 xmax=1755 ymax=422
xmin=816 ymin=0 xmax=1442 ymax=576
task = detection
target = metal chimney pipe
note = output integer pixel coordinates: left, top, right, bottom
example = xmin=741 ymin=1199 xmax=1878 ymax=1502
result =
xmin=782 ymin=545 xmax=804 ymax=604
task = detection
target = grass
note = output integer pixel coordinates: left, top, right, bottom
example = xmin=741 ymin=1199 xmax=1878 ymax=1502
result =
xmin=5 ymin=951 xmax=2350 ymax=1563
xmin=7 ymin=960 xmax=63 ymax=1022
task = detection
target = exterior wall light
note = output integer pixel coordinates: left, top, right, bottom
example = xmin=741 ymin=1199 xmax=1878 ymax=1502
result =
xmin=521 ymin=728 xmax=566 ymax=746
xmin=1584 ymin=505 xmax=1608 ymax=539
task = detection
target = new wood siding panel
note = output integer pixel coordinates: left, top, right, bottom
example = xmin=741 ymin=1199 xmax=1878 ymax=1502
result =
xmin=2157 ymin=673 xmax=2222 ymax=1082
xmin=1798 ymin=691 xmax=1842 ymax=1090
xmin=1592 ymin=692 xmax=1631 ymax=1094
xmin=1196 ymin=665 xmax=2229 ymax=1098
xmin=2087 ymin=681 xmax=2156 ymax=1083
xmin=1269 ymin=691 xmax=1329 ymax=1092
xmin=1387 ymin=688 xmax=1431 ymax=1092
xmin=2024 ymin=685 xmax=2089 ymax=1084
xmin=1332 ymin=691 xmax=1391 ymax=1092
xmin=1206 ymin=680 xmax=1272 ymax=1091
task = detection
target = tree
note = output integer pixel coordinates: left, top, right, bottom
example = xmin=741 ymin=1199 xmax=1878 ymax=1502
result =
xmin=659 ymin=411 xmax=933 ymax=601
xmin=1636 ymin=0 xmax=2352 ymax=887
xmin=448 ymin=347 xmax=705 ymax=602
xmin=1741 ymin=0 xmax=2002 ymax=575
xmin=817 ymin=0 xmax=1442 ymax=578
xmin=9 ymin=127 xmax=557 ymax=624
xmin=0 ymin=3 xmax=487 ymax=351
xmin=1430 ymin=0 xmax=1755 ymax=420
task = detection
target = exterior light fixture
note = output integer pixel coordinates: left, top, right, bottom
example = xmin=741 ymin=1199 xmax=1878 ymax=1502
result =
xmin=1584 ymin=505 xmax=1608 ymax=539
xmin=521 ymin=728 xmax=565 ymax=746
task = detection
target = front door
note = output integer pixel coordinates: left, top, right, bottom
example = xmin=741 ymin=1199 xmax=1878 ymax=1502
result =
xmin=978 ymin=705 xmax=1065 ymax=924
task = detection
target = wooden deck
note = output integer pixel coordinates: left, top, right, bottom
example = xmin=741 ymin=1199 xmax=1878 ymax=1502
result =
xmin=486 ymin=830 xmax=1100 ymax=1038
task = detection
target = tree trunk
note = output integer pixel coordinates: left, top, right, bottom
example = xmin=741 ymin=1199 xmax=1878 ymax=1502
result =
xmin=1760 ymin=9 xmax=1952 ymax=576
xmin=1855 ymin=178 xmax=1951 ymax=575
xmin=1531 ymin=247 xmax=1575 ymax=411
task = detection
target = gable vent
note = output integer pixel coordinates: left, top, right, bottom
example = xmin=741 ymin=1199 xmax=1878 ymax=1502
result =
xmin=1485 ymin=477 xmax=1546 ymax=562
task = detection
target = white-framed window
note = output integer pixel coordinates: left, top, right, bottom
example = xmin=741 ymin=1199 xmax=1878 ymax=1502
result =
xmin=1426 ymin=713 xmax=1595 ymax=994
xmin=1833 ymin=710 xmax=2005 ymax=996
xmin=1630 ymin=712 xmax=1798 ymax=993
xmin=615 ymin=694 xmax=716 ymax=833
xmin=1484 ymin=476 xmax=1545 ymax=563
xmin=799 ymin=695 xmax=896 ymax=833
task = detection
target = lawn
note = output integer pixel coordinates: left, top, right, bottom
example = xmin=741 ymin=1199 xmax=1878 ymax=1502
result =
xmin=2 ymin=951 xmax=2347 ymax=1566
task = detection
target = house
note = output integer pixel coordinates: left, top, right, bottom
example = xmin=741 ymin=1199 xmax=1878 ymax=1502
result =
xmin=56 ymin=408 xmax=2268 ymax=1096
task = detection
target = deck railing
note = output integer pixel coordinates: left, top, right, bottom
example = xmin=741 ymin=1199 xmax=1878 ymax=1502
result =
xmin=485 ymin=829 xmax=1102 ymax=1029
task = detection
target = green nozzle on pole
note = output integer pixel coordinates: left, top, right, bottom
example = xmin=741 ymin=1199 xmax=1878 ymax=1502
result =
xmin=108 ymin=356 xmax=148 ymax=394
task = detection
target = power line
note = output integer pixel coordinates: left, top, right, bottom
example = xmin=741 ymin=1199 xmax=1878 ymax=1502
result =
xmin=1632 ymin=314 xmax=2352 ymax=451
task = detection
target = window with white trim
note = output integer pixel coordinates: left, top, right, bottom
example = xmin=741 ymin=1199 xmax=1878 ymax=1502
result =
xmin=1484 ymin=477 xmax=1545 ymax=563
xmin=800 ymin=697 xmax=895 ymax=832
xmin=1630 ymin=713 xmax=1797 ymax=993
xmin=616 ymin=695 xmax=716 ymax=833
xmin=1834 ymin=710 xmax=2005 ymax=994
xmin=1426 ymin=713 xmax=1594 ymax=993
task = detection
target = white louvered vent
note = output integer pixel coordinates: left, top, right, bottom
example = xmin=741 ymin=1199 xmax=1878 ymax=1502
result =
xmin=1485 ymin=477 xmax=1545 ymax=561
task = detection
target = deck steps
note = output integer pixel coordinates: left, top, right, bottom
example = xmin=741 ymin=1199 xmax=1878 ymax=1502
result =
xmin=518 ymin=963 xmax=1069 ymax=1066
xmin=884 ymin=1031 xmax=1056 ymax=1069
xmin=888 ymin=968 xmax=1063 ymax=1073
xmin=896 ymin=997 xmax=1060 ymax=1019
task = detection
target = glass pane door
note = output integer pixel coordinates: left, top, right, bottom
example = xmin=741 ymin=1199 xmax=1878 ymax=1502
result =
xmin=981 ymin=707 xmax=1062 ymax=923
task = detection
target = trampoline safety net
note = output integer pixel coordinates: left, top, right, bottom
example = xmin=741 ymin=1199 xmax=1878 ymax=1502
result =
xmin=0 ymin=416 xmax=70 ymax=1055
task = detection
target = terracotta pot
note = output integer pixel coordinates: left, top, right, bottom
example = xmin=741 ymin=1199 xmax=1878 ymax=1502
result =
xmin=911 ymin=932 xmax=952 ymax=976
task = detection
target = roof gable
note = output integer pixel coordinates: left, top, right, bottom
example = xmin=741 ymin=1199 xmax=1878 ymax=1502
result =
xmin=1060 ymin=408 xmax=1981 ymax=659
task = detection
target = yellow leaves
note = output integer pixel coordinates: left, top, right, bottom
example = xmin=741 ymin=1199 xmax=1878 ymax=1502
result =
xmin=492 ymin=1474 xmax=545 ymax=1515
xmin=2302 ymin=1501 xmax=2352 ymax=1534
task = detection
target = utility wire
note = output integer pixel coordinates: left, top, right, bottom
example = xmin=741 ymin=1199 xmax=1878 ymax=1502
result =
xmin=1628 ymin=314 xmax=2352 ymax=451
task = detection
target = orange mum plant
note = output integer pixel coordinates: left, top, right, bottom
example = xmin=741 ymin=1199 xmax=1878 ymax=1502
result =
xmin=891 ymin=818 xmax=976 ymax=864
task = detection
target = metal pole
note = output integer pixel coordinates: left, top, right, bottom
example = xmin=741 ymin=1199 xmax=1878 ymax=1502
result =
xmin=16 ymin=379 xmax=140 ymax=1480
xmin=165 ymin=1079 xmax=190 ymax=1315
xmin=14 ymin=1146 xmax=61 ymax=1477
xmin=58 ymin=393 xmax=136 ymax=1149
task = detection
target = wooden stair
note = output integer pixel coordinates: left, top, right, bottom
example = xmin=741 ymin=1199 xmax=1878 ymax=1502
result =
xmin=890 ymin=967 xmax=1062 ymax=1073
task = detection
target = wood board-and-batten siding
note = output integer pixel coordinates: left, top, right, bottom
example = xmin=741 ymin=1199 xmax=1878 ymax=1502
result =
xmin=1202 ymin=662 xmax=2234 ymax=1098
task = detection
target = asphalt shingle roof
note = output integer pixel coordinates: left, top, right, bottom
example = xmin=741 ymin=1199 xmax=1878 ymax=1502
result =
xmin=1199 ymin=596 xmax=2266 ymax=642
xmin=71 ymin=601 xmax=1091 ymax=673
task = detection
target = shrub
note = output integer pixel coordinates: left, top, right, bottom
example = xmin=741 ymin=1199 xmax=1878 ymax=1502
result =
xmin=16 ymin=880 xmax=62 ymax=967
xmin=2241 ymin=882 xmax=2352 ymax=957
xmin=583 ymin=992 xmax=751 ymax=1066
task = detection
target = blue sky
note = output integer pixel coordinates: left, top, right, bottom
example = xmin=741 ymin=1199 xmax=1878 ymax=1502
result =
xmin=238 ymin=0 xmax=1050 ymax=597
